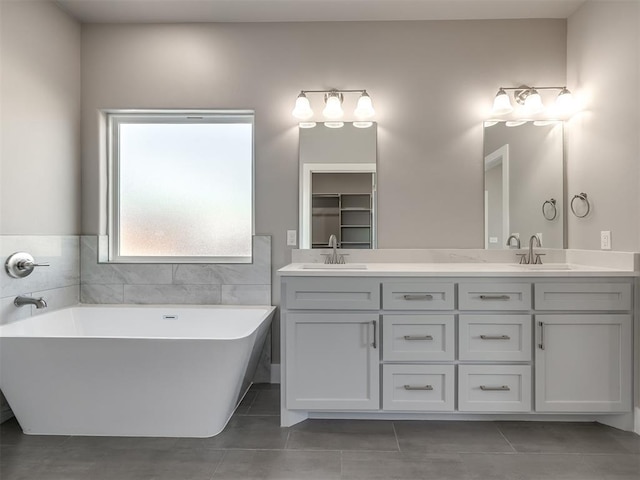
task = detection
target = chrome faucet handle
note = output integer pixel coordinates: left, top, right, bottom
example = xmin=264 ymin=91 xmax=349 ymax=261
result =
xmin=533 ymin=253 xmax=546 ymax=265
xmin=321 ymin=253 xmax=332 ymax=264
xmin=5 ymin=252 xmax=50 ymax=278
xmin=516 ymin=253 xmax=528 ymax=264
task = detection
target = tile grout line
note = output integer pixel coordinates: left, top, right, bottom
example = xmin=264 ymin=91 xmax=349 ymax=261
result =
xmin=496 ymin=425 xmax=518 ymax=453
xmin=209 ymin=449 xmax=227 ymax=479
xmin=284 ymin=429 xmax=292 ymax=450
xmin=391 ymin=422 xmax=401 ymax=452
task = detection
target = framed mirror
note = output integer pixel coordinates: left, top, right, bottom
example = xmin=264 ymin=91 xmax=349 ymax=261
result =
xmin=483 ymin=120 xmax=564 ymax=249
xmin=299 ymin=122 xmax=377 ymax=249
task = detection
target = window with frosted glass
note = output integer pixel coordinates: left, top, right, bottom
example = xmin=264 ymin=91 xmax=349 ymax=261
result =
xmin=107 ymin=112 xmax=254 ymax=263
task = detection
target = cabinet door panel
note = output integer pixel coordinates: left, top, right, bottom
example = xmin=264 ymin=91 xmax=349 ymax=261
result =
xmin=383 ymin=365 xmax=455 ymax=412
xmin=535 ymin=314 xmax=632 ymax=412
xmin=284 ymin=278 xmax=380 ymax=310
xmin=285 ymin=313 xmax=380 ymax=410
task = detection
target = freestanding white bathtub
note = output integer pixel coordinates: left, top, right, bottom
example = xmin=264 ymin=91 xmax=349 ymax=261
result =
xmin=0 ymin=304 xmax=275 ymax=437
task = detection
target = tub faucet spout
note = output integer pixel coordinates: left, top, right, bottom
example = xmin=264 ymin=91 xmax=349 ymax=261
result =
xmin=14 ymin=295 xmax=47 ymax=309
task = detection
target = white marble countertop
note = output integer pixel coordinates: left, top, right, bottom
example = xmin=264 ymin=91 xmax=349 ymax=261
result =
xmin=278 ymin=262 xmax=638 ymax=277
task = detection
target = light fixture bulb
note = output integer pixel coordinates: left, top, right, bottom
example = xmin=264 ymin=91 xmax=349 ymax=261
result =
xmin=323 ymin=92 xmax=344 ymax=119
xmin=491 ymin=88 xmax=513 ymax=115
xmin=354 ymin=91 xmax=375 ymax=119
xmin=555 ymin=87 xmax=573 ymax=110
xmin=524 ymin=88 xmax=544 ymax=113
xmin=292 ymin=92 xmax=313 ymax=120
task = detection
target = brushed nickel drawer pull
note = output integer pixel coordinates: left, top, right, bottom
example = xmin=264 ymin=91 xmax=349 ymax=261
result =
xmin=480 ymin=385 xmax=511 ymax=391
xmin=403 ymin=335 xmax=434 ymax=341
xmin=404 ymin=385 xmax=434 ymax=391
xmin=479 ymin=295 xmax=511 ymax=300
xmin=403 ymin=294 xmax=434 ymax=300
xmin=372 ymin=320 xmax=377 ymax=349
xmin=480 ymin=334 xmax=511 ymax=340
xmin=538 ymin=321 xmax=545 ymax=350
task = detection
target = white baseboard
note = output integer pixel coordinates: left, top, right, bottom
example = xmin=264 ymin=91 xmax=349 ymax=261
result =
xmin=270 ymin=364 xmax=281 ymax=384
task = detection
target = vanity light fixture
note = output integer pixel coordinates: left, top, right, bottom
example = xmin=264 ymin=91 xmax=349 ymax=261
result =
xmin=490 ymin=85 xmax=574 ymax=117
xmin=292 ymin=89 xmax=375 ymax=127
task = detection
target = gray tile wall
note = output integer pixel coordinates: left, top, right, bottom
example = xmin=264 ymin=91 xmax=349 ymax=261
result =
xmin=80 ymin=235 xmax=271 ymax=306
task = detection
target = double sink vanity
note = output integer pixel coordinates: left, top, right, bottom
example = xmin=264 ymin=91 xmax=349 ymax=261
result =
xmin=278 ymin=251 xmax=637 ymax=431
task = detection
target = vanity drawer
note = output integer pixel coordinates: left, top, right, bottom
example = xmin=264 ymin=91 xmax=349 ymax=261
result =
xmin=534 ymin=282 xmax=632 ymax=311
xmin=383 ymin=315 xmax=455 ymax=361
xmin=459 ymin=282 xmax=531 ymax=311
xmin=458 ymin=365 xmax=531 ymax=412
xmin=283 ymin=277 xmax=380 ymax=310
xmin=383 ymin=364 xmax=455 ymax=411
xmin=382 ymin=282 xmax=454 ymax=310
xmin=459 ymin=315 xmax=532 ymax=362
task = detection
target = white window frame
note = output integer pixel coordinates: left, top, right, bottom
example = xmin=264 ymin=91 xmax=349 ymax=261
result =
xmin=106 ymin=110 xmax=255 ymax=264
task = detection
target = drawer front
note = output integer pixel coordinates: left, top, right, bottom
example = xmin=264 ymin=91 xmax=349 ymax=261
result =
xmin=383 ymin=364 xmax=455 ymax=412
xmin=459 ymin=283 xmax=531 ymax=311
xmin=459 ymin=315 xmax=532 ymax=361
xmin=382 ymin=282 xmax=454 ymax=310
xmin=383 ymin=315 xmax=455 ymax=361
xmin=284 ymin=277 xmax=380 ymax=310
xmin=458 ymin=365 xmax=532 ymax=412
xmin=534 ymin=282 xmax=632 ymax=311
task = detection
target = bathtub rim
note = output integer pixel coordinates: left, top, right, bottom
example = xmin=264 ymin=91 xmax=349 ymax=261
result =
xmin=0 ymin=303 xmax=276 ymax=341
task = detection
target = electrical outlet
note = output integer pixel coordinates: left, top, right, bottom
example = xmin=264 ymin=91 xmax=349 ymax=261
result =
xmin=489 ymin=237 xmax=498 ymax=244
xmin=286 ymin=230 xmax=297 ymax=246
xmin=600 ymin=230 xmax=611 ymax=250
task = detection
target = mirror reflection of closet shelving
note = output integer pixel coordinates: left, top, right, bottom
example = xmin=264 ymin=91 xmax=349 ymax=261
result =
xmin=311 ymin=173 xmax=373 ymax=249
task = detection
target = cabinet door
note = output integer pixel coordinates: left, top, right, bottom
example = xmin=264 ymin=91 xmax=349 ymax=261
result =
xmin=285 ymin=313 xmax=380 ymax=410
xmin=535 ymin=314 xmax=632 ymax=413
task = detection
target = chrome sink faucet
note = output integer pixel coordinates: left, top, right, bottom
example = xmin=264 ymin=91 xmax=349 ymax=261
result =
xmin=324 ymin=234 xmax=345 ymax=264
xmin=14 ymin=295 xmax=47 ymax=309
xmin=521 ymin=234 xmax=544 ymax=265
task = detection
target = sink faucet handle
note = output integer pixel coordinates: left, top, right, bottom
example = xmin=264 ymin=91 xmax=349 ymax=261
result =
xmin=516 ymin=253 xmax=528 ymax=264
xmin=533 ymin=253 xmax=546 ymax=265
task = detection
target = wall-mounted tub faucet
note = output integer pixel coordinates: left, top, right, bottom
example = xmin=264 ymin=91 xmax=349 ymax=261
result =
xmin=5 ymin=252 xmax=50 ymax=278
xmin=14 ymin=296 xmax=47 ymax=309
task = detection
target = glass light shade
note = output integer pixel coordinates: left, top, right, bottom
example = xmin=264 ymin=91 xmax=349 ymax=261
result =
xmin=353 ymin=121 xmax=373 ymax=128
xmin=354 ymin=92 xmax=375 ymax=119
xmin=505 ymin=120 xmax=528 ymax=127
xmin=555 ymin=88 xmax=573 ymax=110
xmin=323 ymin=121 xmax=344 ymax=129
xmin=524 ymin=89 xmax=544 ymax=113
xmin=491 ymin=89 xmax=513 ymax=115
xmin=323 ymin=94 xmax=344 ymax=119
xmin=292 ymin=93 xmax=313 ymax=120
xmin=298 ymin=122 xmax=317 ymax=129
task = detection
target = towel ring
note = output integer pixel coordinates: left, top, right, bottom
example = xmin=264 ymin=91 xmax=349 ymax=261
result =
xmin=570 ymin=192 xmax=590 ymax=218
xmin=542 ymin=198 xmax=557 ymax=221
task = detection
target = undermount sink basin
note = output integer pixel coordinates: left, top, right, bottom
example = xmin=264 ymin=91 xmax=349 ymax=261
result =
xmin=301 ymin=264 xmax=368 ymax=270
xmin=511 ymin=263 xmax=574 ymax=271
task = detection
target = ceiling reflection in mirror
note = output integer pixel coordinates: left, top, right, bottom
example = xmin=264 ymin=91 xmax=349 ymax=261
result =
xmin=299 ymin=122 xmax=377 ymax=249
xmin=483 ymin=121 xmax=564 ymax=250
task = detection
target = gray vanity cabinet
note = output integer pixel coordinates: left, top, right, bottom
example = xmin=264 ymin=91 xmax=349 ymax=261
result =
xmin=534 ymin=282 xmax=633 ymax=413
xmin=280 ymin=274 xmax=635 ymax=427
xmin=281 ymin=277 xmax=380 ymax=411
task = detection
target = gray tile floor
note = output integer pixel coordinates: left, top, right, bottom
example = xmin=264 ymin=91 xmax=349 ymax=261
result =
xmin=1 ymin=383 xmax=639 ymax=479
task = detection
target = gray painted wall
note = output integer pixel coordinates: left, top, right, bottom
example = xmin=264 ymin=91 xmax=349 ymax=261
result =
xmin=0 ymin=1 xmax=81 ymax=235
xmin=566 ymin=0 xmax=640 ymax=251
